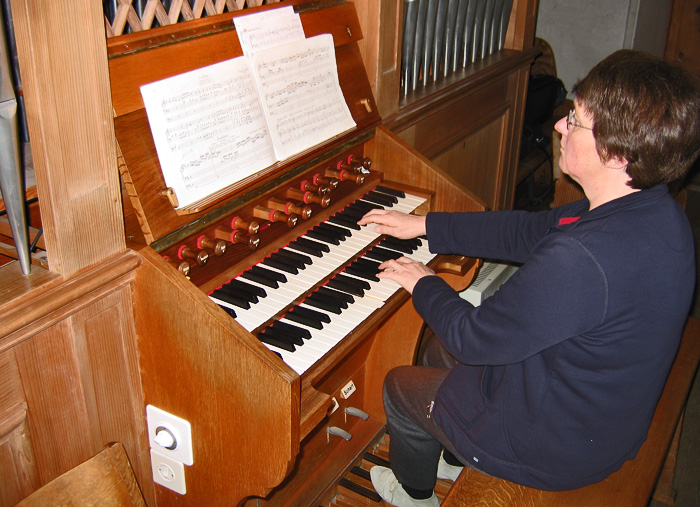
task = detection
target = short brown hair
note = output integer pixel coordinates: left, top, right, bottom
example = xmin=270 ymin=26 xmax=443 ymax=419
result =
xmin=573 ymin=50 xmax=700 ymax=189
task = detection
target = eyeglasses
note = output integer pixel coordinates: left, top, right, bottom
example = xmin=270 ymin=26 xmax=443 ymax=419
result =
xmin=567 ymin=109 xmax=592 ymax=131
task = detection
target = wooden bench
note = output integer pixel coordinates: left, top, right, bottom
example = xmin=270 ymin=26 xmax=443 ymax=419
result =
xmin=16 ymin=442 xmax=146 ymax=506
xmin=443 ymin=315 xmax=700 ymax=506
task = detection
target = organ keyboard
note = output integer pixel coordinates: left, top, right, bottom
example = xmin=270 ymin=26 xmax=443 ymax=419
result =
xmin=210 ymin=188 xmax=435 ymax=375
xmin=109 ymin=1 xmax=485 ymax=505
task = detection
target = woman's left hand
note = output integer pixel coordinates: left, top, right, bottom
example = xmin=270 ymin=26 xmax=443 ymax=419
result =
xmin=377 ymin=257 xmax=435 ymax=294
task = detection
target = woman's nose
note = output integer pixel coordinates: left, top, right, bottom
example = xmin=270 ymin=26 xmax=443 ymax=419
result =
xmin=554 ymin=115 xmax=567 ymax=136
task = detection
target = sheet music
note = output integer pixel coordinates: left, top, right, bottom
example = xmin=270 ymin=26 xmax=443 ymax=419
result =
xmin=141 ymin=57 xmax=277 ymax=209
xmin=251 ymin=34 xmax=356 ymax=161
xmin=234 ymin=6 xmax=305 ymax=56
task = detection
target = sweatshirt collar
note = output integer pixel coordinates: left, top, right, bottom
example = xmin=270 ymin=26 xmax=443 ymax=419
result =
xmin=556 ymin=184 xmax=669 ymax=228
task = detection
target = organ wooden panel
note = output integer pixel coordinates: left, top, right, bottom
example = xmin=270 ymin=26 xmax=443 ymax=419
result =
xmin=108 ymin=2 xmax=485 ymax=504
xmin=1 ymin=0 xmax=154 ymax=503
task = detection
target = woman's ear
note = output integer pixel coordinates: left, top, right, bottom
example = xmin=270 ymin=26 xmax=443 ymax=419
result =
xmin=607 ymin=155 xmax=629 ymax=170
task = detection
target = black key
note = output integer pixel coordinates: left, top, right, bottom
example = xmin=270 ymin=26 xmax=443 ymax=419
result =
xmin=349 ymin=201 xmax=382 ymax=213
xmin=263 ymin=257 xmax=299 ymax=275
xmin=216 ymin=283 xmax=259 ymax=304
xmin=257 ymin=331 xmax=296 ymax=352
xmin=338 ymin=207 xmax=365 ymax=220
xmin=375 ymin=185 xmax=406 ymax=198
xmin=210 ymin=290 xmax=251 ymax=310
xmin=269 ymin=251 xmax=307 ymax=270
xmin=217 ymin=305 xmax=237 ymax=319
xmin=293 ymin=237 xmax=330 ymax=253
xmin=363 ymin=191 xmax=395 ymax=207
xmin=224 ymin=278 xmax=267 ymax=298
xmin=294 ymin=305 xmax=332 ymax=323
xmin=379 ymin=238 xmax=413 ymax=254
xmin=335 ymin=273 xmax=371 ymax=290
xmin=250 ymin=265 xmax=287 ymax=283
xmin=313 ymin=223 xmax=346 ymax=240
xmin=287 ymin=239 xmax=324 ymax=257
xmin=312 ymin=288 xmax=348 ymax=309
xmin=345 ymin=264 xmax=380 ymax=282
xmin=305 ymin=293 xmax=343 ymax=314
xmin=327 ymin=277 xmax=365 ymax=297
xmin=354 ymin=258 xmax=381 ymax=273
xmin=383 ymin=236 xmax=418 ymax=251
xmin=365 ymin=247 xmax=402 ymax=262
xmin=318 ymin=286 xmax=355 ymax=305
xmin=305 ymin=228 xmax=340 ymax=245
xmin=240 ymin=269 xmax=279 ymax=289
xmin=370 ymin=190 xmax=398 ymax=204
xmin=271 ymin=320 xmax=312 ymax=340
xmin=402 ymin=237 xmax=424 ymax=249
xmin=277 ymin=248 xmax=313 ymax=265
xmin=284 ymin=309 xmax=324 ymax=329
xmin=328 ymin=214 xmax=361 ymax=230
xmin=262 ymin=326 xmax=304 ymax=346
xmin=318 ymin=222 xmax=351 ymax=239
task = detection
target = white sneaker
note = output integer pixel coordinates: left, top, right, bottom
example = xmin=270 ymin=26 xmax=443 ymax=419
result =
xmin=436 ymin=451 xmax=463 ymax=482
xmin=370 ymin=466 xmax=440 ymax=507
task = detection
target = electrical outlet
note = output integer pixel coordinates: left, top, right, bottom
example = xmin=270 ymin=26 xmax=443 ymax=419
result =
xmin=151 ymin=448 xmax=186 ymax=495
xmin=146 ymin=405 xmax=193 ymax=465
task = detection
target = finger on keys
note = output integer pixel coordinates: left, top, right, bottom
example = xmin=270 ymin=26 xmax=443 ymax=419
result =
xmin=375 ymin=259 xmax=432 ymax=294
xmin=357 ymin=210 xmax=427 ymax=240
xmin=377 ymin=256 xmax=415 ymax=271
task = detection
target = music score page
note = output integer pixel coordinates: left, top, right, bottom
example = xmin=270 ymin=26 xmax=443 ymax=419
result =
xmin=140 ymin=34 xmax=355 ymax=210
xmin=140 ymin=57 xmax=276 ymax=209
xmin=251 ymin=34 xmax=356 ymax=161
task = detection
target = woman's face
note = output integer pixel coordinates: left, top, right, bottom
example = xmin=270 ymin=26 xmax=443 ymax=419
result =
xmin=554 ymin=101 xmax=601 ymax=186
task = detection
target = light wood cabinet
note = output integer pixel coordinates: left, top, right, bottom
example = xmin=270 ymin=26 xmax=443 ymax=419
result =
xmin=0 ymin=0 xmax=155 ymax=504
xmin=353 ymin=0 xmax=539 ymax=210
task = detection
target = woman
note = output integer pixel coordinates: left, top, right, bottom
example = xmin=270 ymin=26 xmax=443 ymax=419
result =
xmin=359 ymin=50 xmax=700 ymax=507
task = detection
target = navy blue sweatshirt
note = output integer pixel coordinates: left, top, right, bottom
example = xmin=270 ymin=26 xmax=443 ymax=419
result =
xmin=412 ymin=184 xmax=694 ymax=490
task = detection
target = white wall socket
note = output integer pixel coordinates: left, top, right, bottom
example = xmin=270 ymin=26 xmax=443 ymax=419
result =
xmin=150 ymin=448 xmax=186 ymax=495
xmin=146 ymin=405 xmax=194 ymax=466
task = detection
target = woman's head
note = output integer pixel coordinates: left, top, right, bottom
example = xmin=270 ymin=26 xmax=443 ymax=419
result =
xmin=572 ymin=50 xmax=700 ymax=189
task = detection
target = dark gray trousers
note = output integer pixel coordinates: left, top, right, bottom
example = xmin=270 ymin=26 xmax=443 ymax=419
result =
xmin=383 ymin=335 xmax=470 ymax=491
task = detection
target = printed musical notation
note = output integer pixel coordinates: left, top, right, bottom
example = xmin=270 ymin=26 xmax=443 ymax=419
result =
xmin=234 ymin=5 xmax=305 ymax=56
xmin=140 ymin=34 xmax=355 ymax=210
xmin=141 ymin=57 xmax=277 ymax=209
xmin=251 ymin=34 xmax=356 ymax=161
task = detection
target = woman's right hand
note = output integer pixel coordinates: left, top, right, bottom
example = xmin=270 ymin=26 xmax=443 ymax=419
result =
xmin=357 ymin=209 xmax=427 ymax=240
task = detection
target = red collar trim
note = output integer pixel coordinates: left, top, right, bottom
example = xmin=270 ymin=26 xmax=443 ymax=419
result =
xmin=558 ymin=216 xmax=581 ymax=226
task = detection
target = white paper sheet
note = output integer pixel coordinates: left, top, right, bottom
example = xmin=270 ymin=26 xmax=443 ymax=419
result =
xmin=234 ymin=6 xmax=305 ymax=56
xmin=140 ymin=33 xmax=356 ymax=210
xmin=251 ymin=34 xmax=356 ymax=161
xmin=140 ymin=57 xmax=277 ymax=209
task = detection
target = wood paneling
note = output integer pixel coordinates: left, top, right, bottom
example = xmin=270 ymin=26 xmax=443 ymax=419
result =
xmin=8 ymin=0 xmax=125 ymax=276
xmin=431 ymin=117 xmax=504 ymax=210
xmin=0 ymin=352 xmax=39 ymax=507
xmin=351 ymin=0 xmax=539 ymax=210
xmin=664 ymin=0 xmax=700 ymax=78
xmin=1 ymin=4 xmax=149 ymax=501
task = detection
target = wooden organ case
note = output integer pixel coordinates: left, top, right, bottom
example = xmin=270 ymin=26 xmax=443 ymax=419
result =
xmin=109 ymin=1 xmax=485 ymax=504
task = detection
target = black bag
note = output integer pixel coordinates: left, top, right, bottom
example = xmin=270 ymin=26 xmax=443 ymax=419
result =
xmin=523 ymin=74 xmax=567 ymax=127
xmin=521 ymin=74 xmax=567 ymax=157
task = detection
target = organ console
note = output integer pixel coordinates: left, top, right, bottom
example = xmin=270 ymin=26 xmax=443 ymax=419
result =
xmin=109 ymin=1 xmax=485 ymax=505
